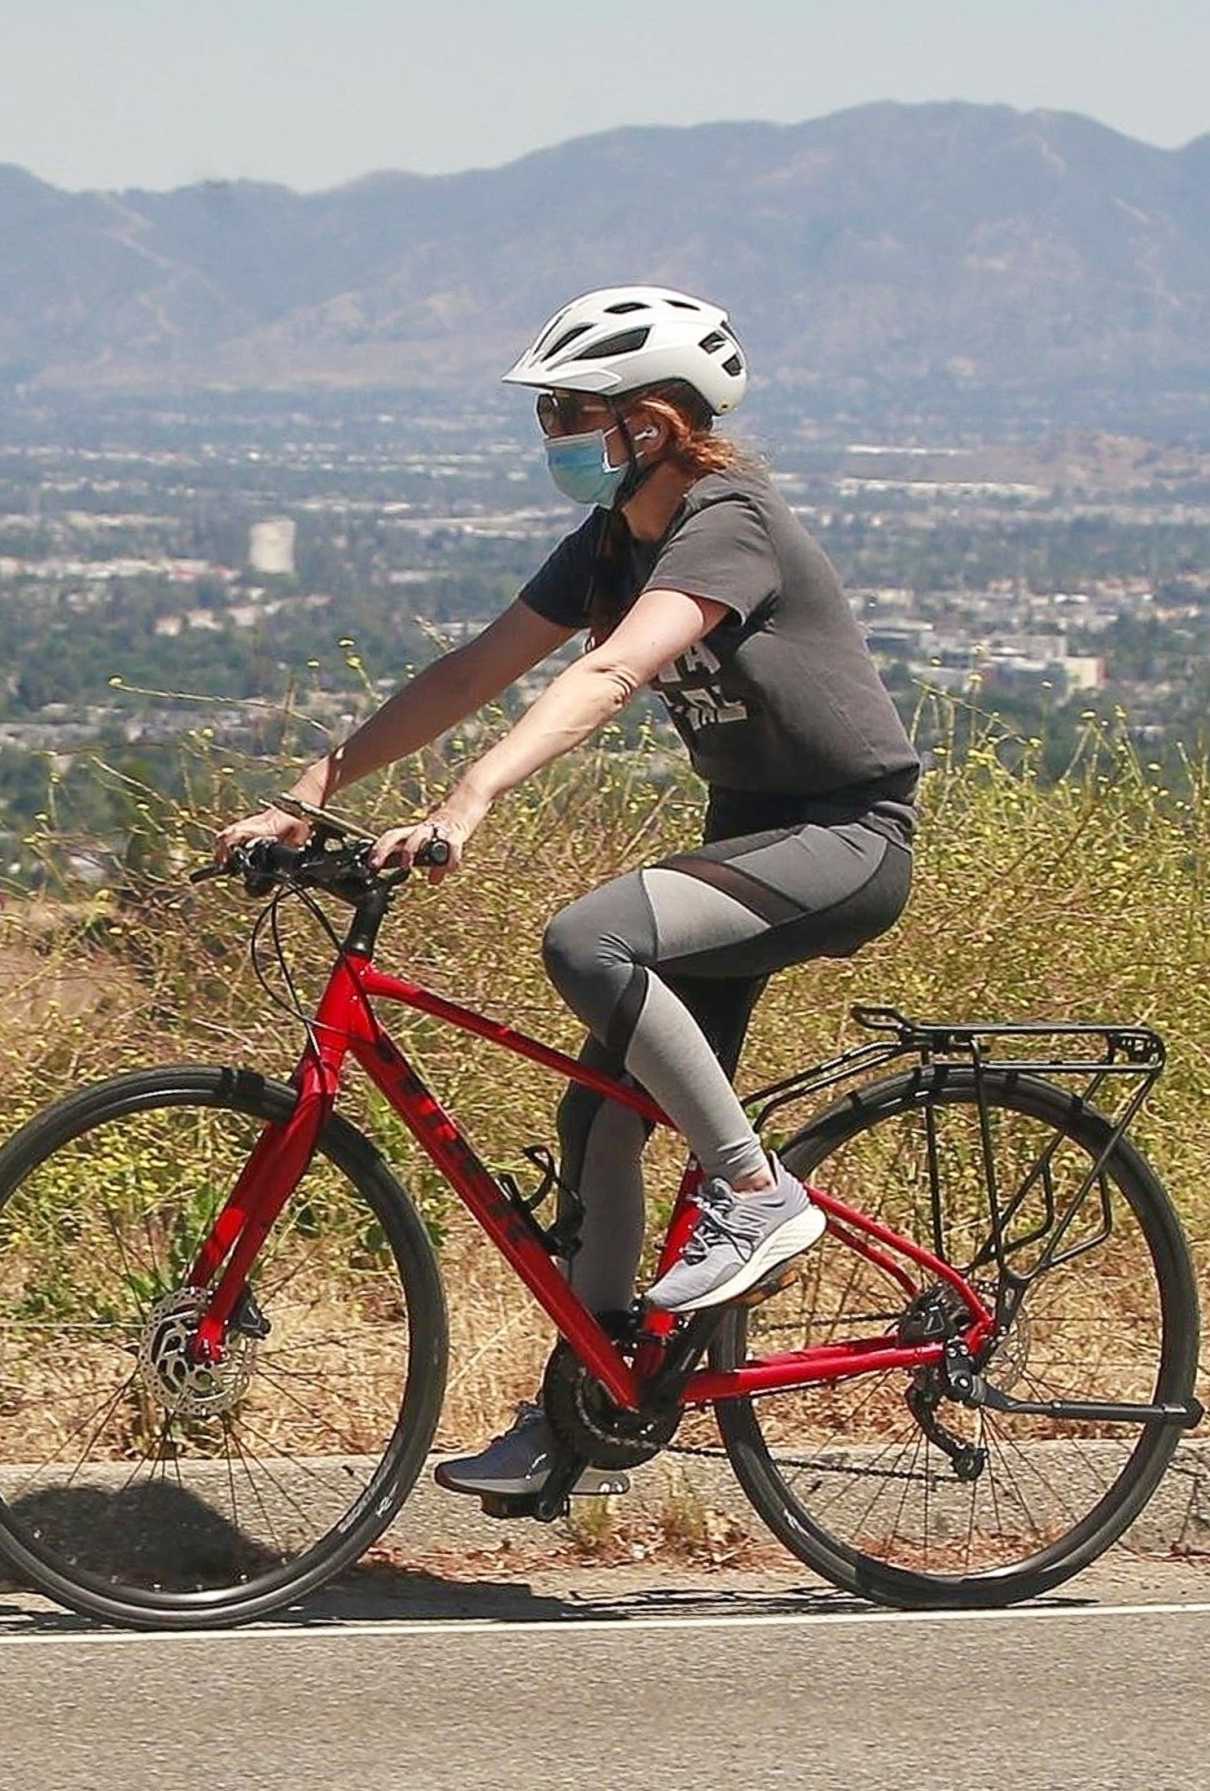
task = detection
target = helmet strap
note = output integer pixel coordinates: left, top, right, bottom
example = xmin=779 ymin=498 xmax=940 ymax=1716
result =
xmin=607 ymin=404 xmax=660 ymax=510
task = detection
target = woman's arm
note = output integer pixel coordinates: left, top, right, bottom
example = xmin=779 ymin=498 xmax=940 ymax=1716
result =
xmin=214 ymin=598 xmax=574 ymax=861
xmin=292 ymin=598 xmax=577 ymax=804
xmin=371 ymin=587 xmax=729 ymax=874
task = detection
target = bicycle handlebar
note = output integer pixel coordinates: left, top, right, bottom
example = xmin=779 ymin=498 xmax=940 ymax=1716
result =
xmin=189 ymin=833 xmax=449 ymax=897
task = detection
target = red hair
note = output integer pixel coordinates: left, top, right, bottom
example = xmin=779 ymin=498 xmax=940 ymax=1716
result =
xmin=587 ymin=380 xmax=756 ymax=641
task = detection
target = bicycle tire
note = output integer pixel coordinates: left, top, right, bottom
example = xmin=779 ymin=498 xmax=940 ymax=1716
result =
xmin=712 ymin=1067 xmax=1200 ymax=1608
xmin=0 ymin=1064 xmax=448 ymax=1629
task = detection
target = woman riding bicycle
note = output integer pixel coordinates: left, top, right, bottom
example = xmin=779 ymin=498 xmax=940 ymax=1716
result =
xmin=215 ymin=285 xmax=919 ymax=1500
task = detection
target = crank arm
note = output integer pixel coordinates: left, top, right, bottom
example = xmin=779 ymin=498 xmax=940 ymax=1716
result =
xmin=643 ymin=1307 xmax=728 ymax=1411
xmin=532 ymin=1449 xmax=588 ymax=1522
xmin=977 ymin=1383 xmax=1204 ymax=1429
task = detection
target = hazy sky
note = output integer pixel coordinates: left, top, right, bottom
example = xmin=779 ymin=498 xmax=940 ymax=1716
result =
xmin=4 ymin=0 xmax=1207 ymax=192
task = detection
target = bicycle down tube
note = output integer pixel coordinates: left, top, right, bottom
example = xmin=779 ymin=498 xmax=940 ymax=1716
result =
xmin=185 ymin=948 xmax=997 ymax=1406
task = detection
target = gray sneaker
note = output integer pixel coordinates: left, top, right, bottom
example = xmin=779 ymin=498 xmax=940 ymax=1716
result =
xmin=434 ymin=1401 xmax=631 ymax=1499
xmin=645 ymin=1157 xmax=826 ymax=1314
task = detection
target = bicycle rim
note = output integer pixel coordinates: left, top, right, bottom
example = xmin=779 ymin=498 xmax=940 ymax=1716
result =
xmin=0 ymin=1065 xmax=447 ymax=1626
xmin=714 ymin=1070 xmax=1199 ymax=1607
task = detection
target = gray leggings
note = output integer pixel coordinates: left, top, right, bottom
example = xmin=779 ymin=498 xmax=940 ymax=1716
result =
xmin=542 ymin=792 xmax=914 ymax=1313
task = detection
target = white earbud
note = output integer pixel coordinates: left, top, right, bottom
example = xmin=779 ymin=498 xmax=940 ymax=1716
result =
xmin=633 ymin=427 xmax=658 ymax=442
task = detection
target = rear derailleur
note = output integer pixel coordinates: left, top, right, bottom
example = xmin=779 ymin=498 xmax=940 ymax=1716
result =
xmin=899 ymin=1289 xmax=988 ymax=1483
xmin=905 ymin=1366 xmax=988 ymax=1484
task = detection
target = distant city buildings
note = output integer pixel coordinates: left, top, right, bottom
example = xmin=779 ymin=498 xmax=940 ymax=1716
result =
xmin=859 ymin=602 xmax=1107 ymax=698
xmin=0 ymin=401 xmax=1206 ymax=876
xmin=248 ymin=518 xmax=296 ymax=576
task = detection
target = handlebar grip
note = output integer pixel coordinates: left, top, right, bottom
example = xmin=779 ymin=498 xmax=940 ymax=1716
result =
xmin=189 ymin=860 xmax=232 ymax=885
xmin=379 ymin=837 xmax=447 ymax=887
xmin=191 ymin=831 xmax=447 ymax=892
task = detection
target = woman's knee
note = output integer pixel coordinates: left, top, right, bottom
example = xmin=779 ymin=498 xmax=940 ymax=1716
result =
xmin=541 ymin=873 xmax=656 ymax=1007
xmin=541 ymin=901 xmax=586 ymax=988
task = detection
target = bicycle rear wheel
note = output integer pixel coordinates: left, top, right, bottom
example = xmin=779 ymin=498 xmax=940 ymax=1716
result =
xmin=713 ymin=1068 xmax=1199 ymax=1608
xmin=0 ymin=1064 xmax=447 ymax=1628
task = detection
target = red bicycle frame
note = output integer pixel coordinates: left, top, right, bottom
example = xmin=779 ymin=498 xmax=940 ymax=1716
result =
xmin=188 ymin=944 xmax=995 ymax=1405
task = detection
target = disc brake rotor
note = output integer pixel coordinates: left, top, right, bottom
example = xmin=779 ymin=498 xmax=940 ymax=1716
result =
xmin=137 ymin=1288 xmax=257 ymax=1419
xmin=986 ymin=1304 xmax=1032 ymax=1393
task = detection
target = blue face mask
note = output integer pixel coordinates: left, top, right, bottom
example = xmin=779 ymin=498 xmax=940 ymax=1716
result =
xmin=545 ymin=427 xmax=629 ymax=508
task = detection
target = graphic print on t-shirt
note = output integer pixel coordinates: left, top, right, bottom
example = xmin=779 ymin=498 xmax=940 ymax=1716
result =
xmin=517 ymin=470 xmax=920 ymax=799
xmin=652 ymin=639 xmax=750 ymax=735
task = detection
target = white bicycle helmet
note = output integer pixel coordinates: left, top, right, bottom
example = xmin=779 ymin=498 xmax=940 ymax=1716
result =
xmin=502 ymin=285 xmax=748 ymax=416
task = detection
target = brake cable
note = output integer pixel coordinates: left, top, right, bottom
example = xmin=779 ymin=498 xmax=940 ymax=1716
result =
xmin=246 ymin=854 xmax=377 ymax=1056
xmin=237 ymin=852 xmax=954 ymax=1490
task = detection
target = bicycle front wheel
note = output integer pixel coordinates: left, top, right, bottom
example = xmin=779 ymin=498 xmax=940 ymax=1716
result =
xmin=0 ymin=1064 xmax=447 ymax=1628
xmin=713 ymin=1068 xmax=1199 ymax=1608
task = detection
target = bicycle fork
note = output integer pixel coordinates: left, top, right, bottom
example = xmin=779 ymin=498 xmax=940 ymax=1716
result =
xmin=187 ymin=1047 xmax=341 ymax=1365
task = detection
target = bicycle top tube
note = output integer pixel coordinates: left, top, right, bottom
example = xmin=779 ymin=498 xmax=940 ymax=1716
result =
xmin=187 ymin=838 xmax=997 ymax=1406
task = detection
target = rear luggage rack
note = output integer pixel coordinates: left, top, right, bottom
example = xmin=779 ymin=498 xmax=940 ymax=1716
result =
xmin=743 ymin=1004 xmax=1164 ymax=1134
xmin=742 ymin=1004 xmax=1168 ymax=1339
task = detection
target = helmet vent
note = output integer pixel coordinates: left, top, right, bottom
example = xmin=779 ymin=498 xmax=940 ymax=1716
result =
xmin=699 ymin=331 xmax=728 ymax=353
xmin=543 ymin=323 xmax=592 ymax=361
xmin=604 ymin=301 xmax=648 ymax=314
xmin=531 ymin=307 xmax=571 ymax=355
xmin=722 ymin=353 xmax=744 ymax=377
xmin=666 ymin=299 xmax=700 ymax=310
xmin=576 ymin=327 xmax=651 ymax=360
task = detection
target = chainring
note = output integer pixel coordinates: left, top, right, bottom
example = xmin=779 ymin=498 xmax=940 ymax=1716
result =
xmin=542 ymin=1340 xmax=679 ymax=1470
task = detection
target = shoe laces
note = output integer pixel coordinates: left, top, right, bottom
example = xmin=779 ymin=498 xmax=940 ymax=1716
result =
xmin=682 ymin=1184 xmax=756 ymax=1267
xmin=496 ymin=1399 xmax=544 ymax=1442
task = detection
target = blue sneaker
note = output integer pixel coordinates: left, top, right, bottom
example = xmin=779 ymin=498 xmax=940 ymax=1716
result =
xmin=434 ymin=1402 xmax=630 ymax=1499
xmin=645 ymin=1158 xmax=826 ymax=1313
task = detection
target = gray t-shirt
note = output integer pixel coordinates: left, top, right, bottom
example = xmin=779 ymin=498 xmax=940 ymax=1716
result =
xmin=520 ymin=468 xmax=920 ymax=822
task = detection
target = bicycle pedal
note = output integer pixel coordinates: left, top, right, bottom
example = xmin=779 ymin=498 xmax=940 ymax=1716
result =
xmin=732 ymin=1262 xmax=799 ymax=1308
xmin=478 ymin=1491 xmax=545 ymax=1520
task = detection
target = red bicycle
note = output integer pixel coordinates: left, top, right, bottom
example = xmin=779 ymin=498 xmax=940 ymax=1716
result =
xmin=0 ymin=805 xmax=1199 ymax=1629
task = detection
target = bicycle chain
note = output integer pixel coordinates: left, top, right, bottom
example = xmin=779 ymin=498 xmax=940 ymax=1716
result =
xmin=665 ymin=1440 xmax=950 ymax=1486
xmin=748 ymin=1309 xmax=902 ymax=1336
xmin=665 ymin=1305 xmax=939 ymax=1483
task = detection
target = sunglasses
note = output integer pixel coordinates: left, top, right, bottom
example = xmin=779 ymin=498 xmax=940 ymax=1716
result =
xmin=535 ymin=391 xmax=613 ymax=437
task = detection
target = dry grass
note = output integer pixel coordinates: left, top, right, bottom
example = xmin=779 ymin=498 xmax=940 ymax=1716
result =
xmin=0 ymin=697 xmax=1207 ymax=1449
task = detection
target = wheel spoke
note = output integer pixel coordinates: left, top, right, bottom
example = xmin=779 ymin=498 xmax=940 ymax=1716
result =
xmin=0 ymin=1082 xmax=438 ymax=1617
xmin=716 ymin=1071 xmax=1192 ymax=1602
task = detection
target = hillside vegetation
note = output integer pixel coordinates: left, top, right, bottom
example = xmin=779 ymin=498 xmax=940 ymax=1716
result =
xmin=4 ymin=102 xmax=1210 ymax=396
xmin=0 ymin=700 xmax=1205 ymax=1438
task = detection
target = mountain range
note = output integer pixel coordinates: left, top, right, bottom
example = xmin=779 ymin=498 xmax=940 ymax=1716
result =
xmin=4 ymin=102 xmax=1210 ymax=404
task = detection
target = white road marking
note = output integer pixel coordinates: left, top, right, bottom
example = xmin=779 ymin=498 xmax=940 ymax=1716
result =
xmin=0 ymin=1600 xmax=1208 ymax=1647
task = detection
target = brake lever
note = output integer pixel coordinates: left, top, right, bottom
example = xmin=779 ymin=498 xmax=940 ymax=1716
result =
xmin=375 ymin=837 xmax=450 ymax=890
xmin=189 ymin=845 xmax=253 ymax=886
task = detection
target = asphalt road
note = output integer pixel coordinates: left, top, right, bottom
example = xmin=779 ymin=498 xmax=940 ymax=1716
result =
xmin=4 ymin=1559 xmax=1209 ymax=1791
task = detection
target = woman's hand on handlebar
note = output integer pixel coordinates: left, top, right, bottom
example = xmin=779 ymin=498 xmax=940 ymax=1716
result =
xmin=213 ymin=804 xmax=311 ymax=867
xmin=367 ymin=790 xmax=487 ymax=885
